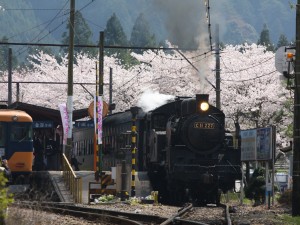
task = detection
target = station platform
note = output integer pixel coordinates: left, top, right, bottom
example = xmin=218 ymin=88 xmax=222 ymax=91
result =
xmin=48 ymin=170 xmax=152 ymax=204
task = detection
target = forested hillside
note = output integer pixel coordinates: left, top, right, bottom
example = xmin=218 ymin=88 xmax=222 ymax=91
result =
xmin=0 ymin=0 xmax=296 ymax=68
xmin=0 ymin=0 xmax=296 ymax=46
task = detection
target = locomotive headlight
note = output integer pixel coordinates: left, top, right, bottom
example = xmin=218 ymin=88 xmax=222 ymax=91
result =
xmin=200 ymin=102 xmax=209 ymax=111
xmin=196 ymin=94 xmax=210 ymax=113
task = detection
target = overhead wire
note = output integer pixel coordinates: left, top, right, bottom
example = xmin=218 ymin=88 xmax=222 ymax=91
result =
xmin=14 ymin=0 xmax=96 ymax=57
xmin=158 ymin=49 xmax=212 ymax=61
xmin=116 ymin=49 xmax=160 ymax=93
xmin=221 ymin=55 xmax=275 ymax=74
xmin=222 ymin=70 xmax=277 ymax=82
xmin=15 ymin=0 xmax=70 ymax=56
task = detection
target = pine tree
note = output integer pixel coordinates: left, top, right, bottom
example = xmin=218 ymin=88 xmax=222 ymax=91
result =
xmin=61 ymin=10 xmax=96 ymax=57
xmin=104 ymin=13 xmax=137 ymax=67
xmin=257 ymin=24 xmax=274 ymax=52
xmin=104 ymin=13 xmax=128 ymax=55
xmin=130 ymin=13 xmax=156 ymax=54
xmin=104 ymin=13 xmax=128 ymax=46
xmin=276 ymin=34 xmax=289 ymax=50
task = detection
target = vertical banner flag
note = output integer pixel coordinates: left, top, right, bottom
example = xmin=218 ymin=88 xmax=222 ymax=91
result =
xmin=93 ymin=95 xmax=97 ymax=132
xmin=58 ymin=103 xmax=69 ymax=145
xmin=94 ymin=95 xmax=103 ymax=144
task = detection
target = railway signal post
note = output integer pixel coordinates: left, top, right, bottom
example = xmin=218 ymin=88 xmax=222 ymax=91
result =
xmin=130 ymin=106 xmax=139 ymax=197
xmin=95 ymin=31 xmax=104 ymax=181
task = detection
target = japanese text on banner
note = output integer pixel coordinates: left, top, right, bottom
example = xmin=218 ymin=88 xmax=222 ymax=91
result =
xmin=58 ymin=103 xmax=68 ymax=145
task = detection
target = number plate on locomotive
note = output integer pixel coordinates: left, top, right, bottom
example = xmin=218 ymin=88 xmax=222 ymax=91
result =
xmin=194 ymin=122 xmax=215 ymax=129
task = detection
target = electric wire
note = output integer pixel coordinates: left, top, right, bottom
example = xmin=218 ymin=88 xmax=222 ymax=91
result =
xmin=116 ymin=49 xmax=160 ymax=93
xmin=15 ymin=0 xmax=70 ymax=56
xmin=222 ymin=70 xmax=277 ymax=82
xmin=158 ymin=49 xmax=212 ymax=61
xmin=221 ymin=55 xmax=274 ymax=74
xmin=14 ymin=0 xmax=96 ymax=57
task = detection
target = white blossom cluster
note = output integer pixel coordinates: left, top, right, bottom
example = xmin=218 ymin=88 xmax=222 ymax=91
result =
xmin=0 ymin=43 xmax=292 ymax=147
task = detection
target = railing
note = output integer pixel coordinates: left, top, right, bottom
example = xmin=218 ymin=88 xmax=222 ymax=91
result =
xmin=62 ymin=153 xmax=82 ymax=203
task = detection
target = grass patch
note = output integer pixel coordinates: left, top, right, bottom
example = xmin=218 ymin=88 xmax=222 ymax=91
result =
xmin=220 ymin=191 xmax=253 ymax=205
xmin=281 ymin=214 xmax=300 ymax=225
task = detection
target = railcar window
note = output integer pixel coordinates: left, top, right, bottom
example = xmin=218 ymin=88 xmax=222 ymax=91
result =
xmin=0 ymin=123 xmax=5 ymax=146
xmin=89 ymin=139 xmax=93 ymax=154
xmin=10 ymin=123 xmax=32 ymax=142
xmin=152 ymin=114 xmax=167 ymax=130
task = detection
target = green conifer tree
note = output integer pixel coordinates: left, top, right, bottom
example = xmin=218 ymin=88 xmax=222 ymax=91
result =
xmin=130 ymin=13 xmax=156 ymax=54
xmin=61 ymin=10 xmax=96 ymax=57
xmin=104 ymin=13 xmax=137 ymax=67
xmin=276 ymin=34 xmax=289 ymax=50
xmin=104 ymin=13 xmax=128 ymax=55
xmin=257 ymin=24 xmax=274 ymax=52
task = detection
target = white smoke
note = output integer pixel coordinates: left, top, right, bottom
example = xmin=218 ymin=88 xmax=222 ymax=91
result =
xmin=137 ymin=90 xmax=175 ymax=112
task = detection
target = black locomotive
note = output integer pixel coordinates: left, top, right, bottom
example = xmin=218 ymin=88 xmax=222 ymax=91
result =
xmin=82 ymin=94 xmax=242 ymax=205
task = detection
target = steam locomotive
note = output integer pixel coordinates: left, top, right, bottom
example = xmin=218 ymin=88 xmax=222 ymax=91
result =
xmin=74 ymin=94 xmax=242 ymax=205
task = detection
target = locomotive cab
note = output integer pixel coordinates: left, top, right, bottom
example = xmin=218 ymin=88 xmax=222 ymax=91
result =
xmin=146 ymin=112 xmax=167 ymax=163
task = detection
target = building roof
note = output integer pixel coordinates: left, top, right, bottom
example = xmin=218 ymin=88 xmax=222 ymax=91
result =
xmin=9 ymin=102 xmax=89 ymax=127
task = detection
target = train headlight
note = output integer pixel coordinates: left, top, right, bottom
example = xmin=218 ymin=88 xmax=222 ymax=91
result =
xmin=12 ymin=115 xmax=18 ymax=121
xmin=196 ymin=94 xmax=210 ymax=113
xmin=200 ymin=102 xmax=209 ymax=111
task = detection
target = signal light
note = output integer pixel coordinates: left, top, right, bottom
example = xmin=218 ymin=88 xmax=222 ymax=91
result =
xmin=286 ymin=52 xmax=295 ymax=62
xmin=196 ymin=94 xmax=210 ymax=113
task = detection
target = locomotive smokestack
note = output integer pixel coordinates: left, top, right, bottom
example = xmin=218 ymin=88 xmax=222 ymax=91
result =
xmin=196 ymin=94 xmax=209 ymax=102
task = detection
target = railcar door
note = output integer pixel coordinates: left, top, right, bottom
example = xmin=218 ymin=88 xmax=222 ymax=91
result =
xmin=6 ymin=122 xmax=33 ymax=172
xmin=0 ymin=122 xmax=7 ymax=159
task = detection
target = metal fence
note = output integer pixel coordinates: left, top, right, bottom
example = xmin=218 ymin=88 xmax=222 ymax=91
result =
xmin=62 ymin=153 xmax=82 ymax=203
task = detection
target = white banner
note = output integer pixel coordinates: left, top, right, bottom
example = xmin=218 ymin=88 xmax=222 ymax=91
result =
xmin=58 ymin=103 xmax=68 ymax=145
xmin=94 ymin=96 xmax=103 ymax=144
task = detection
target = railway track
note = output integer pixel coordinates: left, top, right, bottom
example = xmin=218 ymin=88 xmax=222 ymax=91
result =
xmin=160 ymin=203 xmax=231 ymax=225
xmin=10 ymin=201 xmax=231 ymax=225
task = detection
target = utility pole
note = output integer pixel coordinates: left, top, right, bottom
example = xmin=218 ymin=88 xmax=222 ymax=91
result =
xmin=66 ymin=0 xmax=75 ymax=159
xmin=215 ymin=24 xmax=221 ymax=109
xmin=293 ymin=0 xmax=300 ymax=216
xmin=95 ymin=31 xmax=104 ymax=178
xmin=109 ymin=68 xmax=113 ymax=115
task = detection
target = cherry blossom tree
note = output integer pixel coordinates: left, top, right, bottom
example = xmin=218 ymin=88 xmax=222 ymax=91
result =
xmin=0 ymin=43 xmax=292 ymax=147
xmin=214 ymin=44 xmax=291 ymax=147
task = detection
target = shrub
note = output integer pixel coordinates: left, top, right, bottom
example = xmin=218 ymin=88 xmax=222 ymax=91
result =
xmin=277 ymin=189 xmax=292 ymax=206
xmin=0 ymin=173 xmax=14 ymax=222
xmin=244 ymin=167 xmax=266 ymax=205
